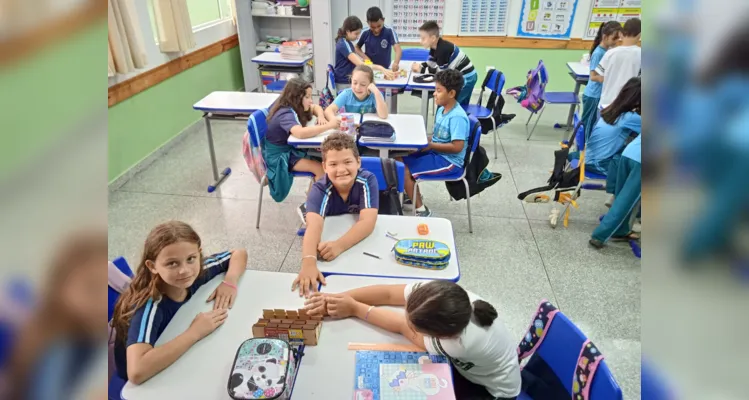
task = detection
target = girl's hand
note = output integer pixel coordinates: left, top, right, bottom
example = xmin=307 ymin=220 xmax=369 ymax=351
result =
xmin=188 ymin=309 xmax=228 ymax=340
xmin=316 ymin=115 xmax=329 ymax=126
xmin=292 ymin=263 xmax=326 ymax=298
xmin=411 ymin=62 xmax=421 ymax=73
xmin=326 ymin=117 xmax=341 ymax=130
xmin=206 ymin=281 xmax=237 ymax=310
xmin=325 ymin=293 xmax=358 ymax=319
xmin=382 ymin=70 xmax=395 ymax=80
xmin=367 ymin=83 xmax=379 ymax=96
xmin=304 ymin=293 xmax=329 ymax=317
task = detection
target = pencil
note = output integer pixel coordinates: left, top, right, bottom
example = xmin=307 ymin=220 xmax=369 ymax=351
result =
xmin=363 ymin=252 xmax=381 ymax=259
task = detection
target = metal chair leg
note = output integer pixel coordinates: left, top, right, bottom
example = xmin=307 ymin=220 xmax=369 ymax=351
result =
xmin=256 ymin=177 xmax=266 ymax=229
xmin=491 ymin=118 xmax=498 ymax=159
xmin=462 ymin=178 xmax=473 ymax=233
xmin=525 ymin=111 xmax=534 ymax=126
xmin=526 ymin=107 xmax=546 ymax=140
xmin=413 ymin=181 xmax=420 ymax=216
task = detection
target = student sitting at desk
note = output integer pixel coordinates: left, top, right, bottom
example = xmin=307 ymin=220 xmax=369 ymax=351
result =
xmin=324 ymin=65 xmax=388 ymax=119
xmin=263 ymin=78 xmax=340 ymax=205
xmin=292 ymin=133 xmax=379 ymax=297
xmin=400 ymin=69 xmax=469 ymax=217
xmin=111 ymin=221 xmax=248 ymax=384
xmin=355 ymin=7 xmax=402 ymax=72
xmin=334 ymin=16 xmax=394 ymax=85
xmin=304 ymin=280 xmax=521 ymax=400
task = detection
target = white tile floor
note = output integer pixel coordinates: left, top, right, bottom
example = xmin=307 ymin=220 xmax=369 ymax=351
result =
xmin=108 ymin=93 xmax=641 ymax=399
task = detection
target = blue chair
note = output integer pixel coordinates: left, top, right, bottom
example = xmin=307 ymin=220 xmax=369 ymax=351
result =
xmin=414 ymin=116 xmax=483 ymax=233
xmin=462 ymin=69 xmax=506 ymax=159
xmin=248 ymin=109 xmax=316 ymax=229
xmin=327 ymin=64 xmax=337 ymax=97
xmin=401 ymin=48 xmax=429 ymax=62
xmin=568 ymin=113 xmax=607 ymax=185
xmin=108 ymin=256 xmax=134 ymax=321
xmin=518 ymin=310 xmax=623 ymax=400
xmin=526 ymin=61 xmax=580 ymax=140
xmin=360 ymin=157 xmax=405 ymax=194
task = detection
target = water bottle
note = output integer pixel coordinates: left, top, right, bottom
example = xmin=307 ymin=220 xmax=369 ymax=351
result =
xmin=340 ymin=115 xmax=349 ymax=134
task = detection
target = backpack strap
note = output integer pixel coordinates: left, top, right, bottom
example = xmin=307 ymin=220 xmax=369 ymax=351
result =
xmin=572 ymin=339 xmax=605 ymax=400
xmin=380 ymin=158 xmax=403 ymax=215
xmin=517 ymin=299 xmax=559 ymax=365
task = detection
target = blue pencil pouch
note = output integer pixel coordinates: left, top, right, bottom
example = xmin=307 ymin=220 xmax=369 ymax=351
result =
xmin=392 ymin=239 xmax=451 ymax=270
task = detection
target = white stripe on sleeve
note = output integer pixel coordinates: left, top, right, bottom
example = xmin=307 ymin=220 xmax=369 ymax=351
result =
xmin=144 ymin=299 xmax=161 ymax=343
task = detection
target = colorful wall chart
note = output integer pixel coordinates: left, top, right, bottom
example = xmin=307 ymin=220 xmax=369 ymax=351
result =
xmin=517 ymin=0 xmax=580 ymax=39
xmin=584 ymin=0 xmax=642 ymax=38
xmin=459 ymin=0 xmax=511 ymax=36
xmin=391 ymin=0 xmax=446 ymax=42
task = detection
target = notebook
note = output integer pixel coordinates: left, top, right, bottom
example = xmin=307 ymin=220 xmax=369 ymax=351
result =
xmin=354 ymin=351 xmax=455 ymax=400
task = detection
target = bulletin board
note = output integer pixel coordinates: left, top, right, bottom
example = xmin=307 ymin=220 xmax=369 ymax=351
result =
xmin=516 ymin=0 xmax=580 ymax=39
xmin=459 ymin=0 xmax=511 ymax=36
xmin=391 ymin=0 xmax=446 ymax=42
xmin=582 ymin=0 xmax=641 ymax=39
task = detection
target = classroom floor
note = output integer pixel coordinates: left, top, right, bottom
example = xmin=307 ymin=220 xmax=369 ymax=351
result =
xmin=108 ymin=93 xmax=641 ymax=399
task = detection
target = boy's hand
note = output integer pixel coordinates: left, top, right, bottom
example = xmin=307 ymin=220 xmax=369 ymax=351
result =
xmin=318 ymin=241 xmax=344 ymax=261
xmin=326 ymin=117 xmax=341 ymax=130
xmin=303 ymin=292 xmax=329 ymax=317
xmin=382 ymin=70 xmax=395 ymax=80
xmin=292 ymin=263 xmax=326 ymax=297
xmin=411 ymin=62 xmax=421 ymax=72
xmin=392 ymin=63 xmax=400 ymax=72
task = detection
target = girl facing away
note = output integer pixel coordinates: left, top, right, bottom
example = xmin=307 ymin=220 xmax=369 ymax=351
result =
xmin=582 ymin=21 xmax=622 ymax=141
xmin=334 ymin=16 xmax=395 ymax=84
xmin=304 ymin=280 xmax=521 ymax=400
xmin=262 ymin=78 xmax=340 ymax=204
xmin=324 ymin=64 xmax=389 ymax=119
xmin=111 ymin=221 xmax=248 ymax=384
xmin=584 ymin=76 xmax=641 ymax=176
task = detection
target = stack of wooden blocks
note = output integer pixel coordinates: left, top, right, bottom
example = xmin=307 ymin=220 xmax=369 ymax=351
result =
xmin=251 ymin=309 xmax=323 ymax=346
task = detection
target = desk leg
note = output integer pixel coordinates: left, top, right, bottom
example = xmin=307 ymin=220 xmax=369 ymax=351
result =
xmin=420 ymin=91 xmax=429 ymax=128
xmin=379 ymin=148 xmax=388 ymax=159
xmin=205 ymin=116 xmax=231 ymax=193
xmin=385 ymin=89 xmax=393 ymax=113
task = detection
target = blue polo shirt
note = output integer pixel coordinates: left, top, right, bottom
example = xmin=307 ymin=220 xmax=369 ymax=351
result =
xmin=114 ymin=251 xmax=234 ymax=380
xmin=306 ymin=170 xmax=379 ymax=217
xmin=266 ymin=107 xmax=303 ymax=145
xmin=432 ymin=105 xmax=470 ymax=167
xmin=334 ymin=38 xmax=357 ymax=83
xmin=583 ymin=46 xmax=607 ymax=99
xmin=356 ymin=26 xmax=399 ymax=68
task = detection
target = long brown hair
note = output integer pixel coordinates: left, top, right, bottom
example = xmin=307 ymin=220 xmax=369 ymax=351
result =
xmin=111 ymin=221 xmax=203 ymax=344
xmin=267 ymin=77 xmax=313 ymax=128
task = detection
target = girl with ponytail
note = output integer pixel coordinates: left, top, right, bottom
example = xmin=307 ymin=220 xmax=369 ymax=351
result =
xmin=582 ymin=21 xmax=622 ymax=141
xmin=304 ymin=281 xmax=521 ymax=399
xmin=334 ymin=15 xmax=394 ymax=84
xmin=111 ymin=221 xmax=248 ymax=384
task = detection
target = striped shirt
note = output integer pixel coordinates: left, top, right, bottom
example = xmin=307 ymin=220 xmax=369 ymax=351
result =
xmin=114 ymin=251 xmax=233 ymax=380
xmin=420 ymin=38 xmax=474 ymax=76
xmin=306 ymin=169 xmax=379 ymax=217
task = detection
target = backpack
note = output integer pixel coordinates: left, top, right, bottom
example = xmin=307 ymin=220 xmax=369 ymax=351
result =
xmin=318 ymin=64 xmax=336 ymax=109
xmin=506 ymin=60 xmax=546 ymax=112
xmin=444 ymin=121 xmax=502 ymax=200
xmin=475 ymin=70 xmax=515 ymax=135
xmin=228 ymin=338 xmax=300 ymax=400
xmin=242 ymin=109 xmax=270 ymax=184
xmin=378 ymin=158 xmax=403 ymax=216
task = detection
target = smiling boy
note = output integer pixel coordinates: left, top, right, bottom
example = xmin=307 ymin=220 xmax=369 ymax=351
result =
xmin=293 ymin=133 xmax=379 ymax=297
xmin=355 ymin=7 xmax=402 ymax=72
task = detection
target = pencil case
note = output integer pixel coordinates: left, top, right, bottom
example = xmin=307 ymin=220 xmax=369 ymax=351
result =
xmin=392 ymin=239 xmax=450 ymax=270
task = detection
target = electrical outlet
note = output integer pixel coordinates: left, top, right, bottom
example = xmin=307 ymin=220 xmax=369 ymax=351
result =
xmin=486 ymin=65 xmax=495 ymax=72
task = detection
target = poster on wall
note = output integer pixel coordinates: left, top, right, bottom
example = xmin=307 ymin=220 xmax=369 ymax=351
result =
xmin=584 ymin=0 xmax=641 ymax=38
xmin=517 ymin=0 xmax=580 ymax=39
xmin=391 ymin=0 xmax=446 ymax=42
xmin=459 ymin=0 xmax=511 ymax=36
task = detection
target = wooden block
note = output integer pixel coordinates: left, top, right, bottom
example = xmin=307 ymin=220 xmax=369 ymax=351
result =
xmin=287 ymin=310 xmax=298 ymax=319
xmin=282 ymin=319 xmax=294 ymax=325
xmin=310 ymin=314 xmax=323 ymax=321
xmin=297 ymin=309 xmax=308 ymax=319
xmin=294 ymin=320 xmax=307 ymax=325
xmin=278 ymin=324 xmax=291 ymax=329
xmin=263 ymin=310 xmax=275 ymax=319
xmin=270 ymin=319 xmax=282 ymax=324
xmin=274 ymin=309 xmax=286 ymax=317
xmin=257 ymin=319 xmax=269 ymax=325
xmin=252 ymin=324 xmax=265 ymax=338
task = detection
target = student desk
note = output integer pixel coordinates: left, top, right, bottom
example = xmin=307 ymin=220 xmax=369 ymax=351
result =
xmin=251 ymin=52 xmax=312 ymax=93
xmin=564 ymin=62 xmax=591 ymax=128
xmin=292 ymin=275 xmax=429 ymax=399
xmin=374 ymin=61 xmax=413 ymax=113
xmin=287 ymin=114 xmax=428 ymax=159
xmin=406 ymin=72 xmax=436 ymax=128
xmin=193 ymin=92 xmax=280 ymax=192
xmin=316 ymin=214 xmax=460 ymax=281
xmin=120 ymin=271 xmax=303 ymax=400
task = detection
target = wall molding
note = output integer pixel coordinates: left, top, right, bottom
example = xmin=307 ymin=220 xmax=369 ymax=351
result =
xmin=108 ymin=34 xmax=239 ymax=107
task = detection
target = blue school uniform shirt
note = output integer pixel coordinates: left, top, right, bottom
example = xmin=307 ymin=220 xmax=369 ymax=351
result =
xmin=622 ymin=134 xmax=641 ymax=163
xmin=586 ymin=111 xmax=641 ymax=168
xmin=333 ymin=88 xmax=377 ymax=114
xmin=305 ymin=169 xmax=378 ymax=217
xmin=432 ymin=105 xmax=470 ymax=167
xmin=265 ymin=107 xmax=304 ymax=145
xmin=357 ymin=26 xmax=399 ymax=67
xmin=334 ymin=38 xmax=357 ymax=83
xmin=114 ymin=251 xmax=233 ymax=380
xmin=583 ymin=46 xmax=607 ymax=99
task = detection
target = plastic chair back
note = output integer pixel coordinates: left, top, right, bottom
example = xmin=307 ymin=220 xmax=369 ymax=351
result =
xmin=360 ymin=157 xmax=405 ymax=193
xmin=327 ymin=64 xmax=337 ymax=95
xmin=486 ymin=69 xmax=506 ymax=96
xmin=539 ymin=60 xmax=549 ymax=86
xmin=247 ymin=108 xmax=270 ymax=147
xmin=573 ymin=113 xmax=586 ymax=151
xmin=535 ymin=312 xmax=623 ymax=399
xmin=108 ymin=257 xmax=133 ymax=321
xmin=401 ymin=48 xmax=429 ymax=61
xmin=462 ymin=116 xmax=483 ymax=168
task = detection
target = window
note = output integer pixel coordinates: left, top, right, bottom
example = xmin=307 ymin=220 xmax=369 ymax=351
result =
xmin=148 ymin=0 xmax=232 ymax=42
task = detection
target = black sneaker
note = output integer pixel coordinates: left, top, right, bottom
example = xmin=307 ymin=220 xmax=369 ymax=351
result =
xmin=297 ymin=203 xmax=307 ymax=225
xmin=416 ymin=206 xmax=433 ymax=217
xmin=589 ymin=239 xmax=604 ymax=249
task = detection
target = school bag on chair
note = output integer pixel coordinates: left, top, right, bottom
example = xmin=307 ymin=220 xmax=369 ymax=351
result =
xmin=445 ymin=122 xmax=502 ymax=200
xmin=318 ymin=64 xmax=336 ymax=108
xmin=378 ymin=158 xmax=403 ymax=216
xmin=506 ymin=60 xmax=546 ymax=113
xmin=242 ymin=109 xmax=269 ymax=184
xmin=227 ymin=338 xmax=301 ymax=400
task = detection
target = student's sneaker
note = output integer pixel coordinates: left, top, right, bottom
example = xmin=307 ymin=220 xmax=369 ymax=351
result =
xmin=416 ymin=206 xmax=433 ymax=218
xmin=589 ymin=239 xmax=605 ymax=249
xmin=297 ymin=203 xmax=307 ymax=225
xmin=403 ymin=197 xmax=413 ymax=210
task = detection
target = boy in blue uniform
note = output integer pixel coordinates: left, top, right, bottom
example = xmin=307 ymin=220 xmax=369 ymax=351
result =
xmin=355 ymin=7 xmax=402 ymax=72
xmin=293 ymin=133 xmax=379 ymax=297
xmin=401 ymin=69 xmax=470 ymax=217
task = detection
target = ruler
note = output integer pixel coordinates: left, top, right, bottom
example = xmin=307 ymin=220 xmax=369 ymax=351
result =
xmin=347 ymin=342 xmax=424 ymax=352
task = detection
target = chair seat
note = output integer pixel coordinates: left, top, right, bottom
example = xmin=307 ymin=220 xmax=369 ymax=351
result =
xmin=544 ymin=91 xmax=579 ymax=104
xmin=462 ymin=104 xmax=492 ymax=119
xmin=415 ymin=167 xmax=465 ymax=182
xmin=569 ymin=160 xmax=607 ymax=180
xmin=265 ymin=80 xmax=287 ymax=91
